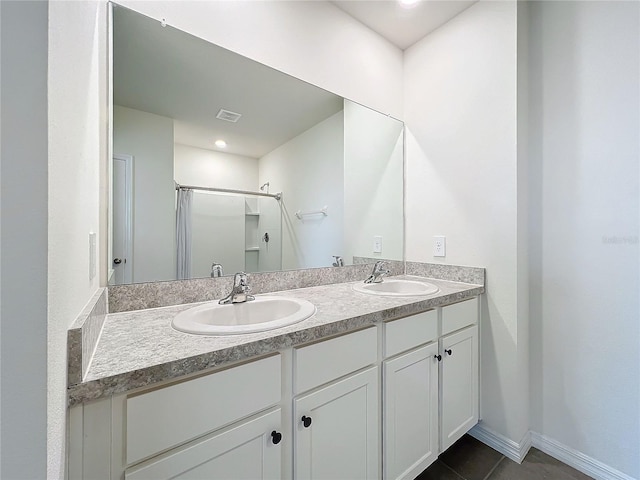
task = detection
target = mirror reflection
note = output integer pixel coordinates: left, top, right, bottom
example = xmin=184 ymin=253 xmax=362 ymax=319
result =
xmin=110 ymin=6 xmax=404 ymax=285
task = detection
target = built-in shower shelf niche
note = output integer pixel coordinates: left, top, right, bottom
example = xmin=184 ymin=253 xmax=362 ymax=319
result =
xmin=244 ymin=198 xmax=259 ymax=215
xmin=244 ymin=199 xmax=261 ymax=273
xmin=245 ymin=214 xmax=260 ymax=247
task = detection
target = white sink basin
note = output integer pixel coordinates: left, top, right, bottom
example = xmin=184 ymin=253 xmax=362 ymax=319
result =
xmin=172 ymin=296 xmax=316 ymax=335
xmin=352 ymin=279 xmax=439 ymax=297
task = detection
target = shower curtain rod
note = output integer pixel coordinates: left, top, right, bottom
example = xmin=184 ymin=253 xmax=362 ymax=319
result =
xmin=175 ymin=183 xmax=282 ymax=200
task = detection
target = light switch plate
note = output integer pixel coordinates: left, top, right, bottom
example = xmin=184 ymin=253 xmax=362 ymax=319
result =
xmin=373 ymin=235 xmax=383 ymax=254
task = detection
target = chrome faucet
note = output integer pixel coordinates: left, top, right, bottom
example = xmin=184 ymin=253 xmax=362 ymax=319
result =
xmin=219 ymin=272 xmax=255 ymax=304
xmin=210 ymin=262 xmax=223 ymax=278
xmin=364 ymin=261 xmax=390 ymax=284
xmin=332 ymin=255 xmax=344 ymax=267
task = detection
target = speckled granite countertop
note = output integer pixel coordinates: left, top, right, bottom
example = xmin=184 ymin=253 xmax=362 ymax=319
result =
xmin=68 ymin=275 xmax=483 ymax=406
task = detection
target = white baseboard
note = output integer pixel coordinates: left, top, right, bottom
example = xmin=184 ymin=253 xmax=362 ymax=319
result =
xmin=468 ymin=423 xmax=532 ymax=464
xmin=468 ymin=425 xmax=636 ymax=480
xmin=531 ymin=432 xmax=637 ymax=480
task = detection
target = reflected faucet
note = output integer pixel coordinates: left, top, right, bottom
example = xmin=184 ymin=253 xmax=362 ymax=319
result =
xmin=332 ymin=256 xmax=344 ymax=267
xmin=219 ymin=272 xmax=255 ymax=304
xmin=211 ymin=262 xmax=223 ymax=278
xmin=364 ymin=261 xmax=390 ymax=284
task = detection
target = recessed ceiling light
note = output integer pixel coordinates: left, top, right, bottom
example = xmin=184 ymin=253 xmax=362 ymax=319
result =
xmin=215 ymin=139 xmax=227 ymax=148
xmin=398 ymin=0 xmax=420 ymax=8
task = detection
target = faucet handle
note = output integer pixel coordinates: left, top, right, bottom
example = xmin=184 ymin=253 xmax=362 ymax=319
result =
xmin=211 ymin=262 xmax=223 ymax=277
xmin=364 ymin=260 xmax=390 ymax=284
xmin=234 ymin=272 xmax=248 ymax=286
xmin=374 ymin=260 xmax=388 ymax=272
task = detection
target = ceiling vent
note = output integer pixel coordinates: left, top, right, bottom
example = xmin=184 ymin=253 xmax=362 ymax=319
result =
xmin=216 ymin=109 xmax=242 ymax=123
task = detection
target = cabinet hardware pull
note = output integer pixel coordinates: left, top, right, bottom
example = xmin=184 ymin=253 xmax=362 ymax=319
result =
xmin=434 ymin=354 xmax=442 ymax=361
xmin=445 ymin=349 xmax=452 ymax=356
xmin=271 ymin=430 xmax=282 ymax=444
xmin=301 ymin=415 xmax=312 ymax=428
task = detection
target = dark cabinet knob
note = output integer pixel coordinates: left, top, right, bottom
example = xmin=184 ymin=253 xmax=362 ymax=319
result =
xmin=271 ymin=430 xmax=282 ymax=445
xmin=445 ymin=349 xmax=452 ymax=356
xmin=301 ymin=415 xmax=312 ymax=428
xmin=434 ymin=354 xmax=442 ymax=362
xmin=113 ymin=258 xmax=122 ymax=265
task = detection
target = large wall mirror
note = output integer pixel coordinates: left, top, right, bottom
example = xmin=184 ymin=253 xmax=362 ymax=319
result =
xmin=110 ymin=5 xmax=404 ymax=285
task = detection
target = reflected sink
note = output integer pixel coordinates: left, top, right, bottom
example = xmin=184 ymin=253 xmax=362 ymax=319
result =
xmin=172 ymin=296 xmax=316 ymax=335
xmin=352 ymin=279 xmax=439 ymax=297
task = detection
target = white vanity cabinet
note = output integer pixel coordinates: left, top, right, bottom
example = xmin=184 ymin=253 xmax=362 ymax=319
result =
xmin=69 ymin=354 xmax=284 ymax=480
xmin=440 ymin=298 xmax=479 ymax=451
xmin=383 ymin=343 xmax=440 ymax=480
xmin=69 ymin=295 xmax=480 ymax=480
xmin=383 ymin=310 xmax=440 ymax=480
xmin=125 ymin=408 xmax=282 ymax=480
xmin=382 ymin=298 xmax=479 ymax=480
xmin=293 ymin=327 xmax=379 ymax=480
xmin=440 ymin=325 xmax=479 ymax=451
xmin=124 ymin=354 xmax=282 ymax=466
xmin=294 ymin=367 xmax=379 ymax=479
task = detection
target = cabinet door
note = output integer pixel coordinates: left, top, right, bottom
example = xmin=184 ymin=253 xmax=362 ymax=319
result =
xmin=294 ymin=367 xmax=379 ymax=480
xmin=125 ymin=409 xmax=282 ymax=480
xmin=440 ymin=325 xmax=479 ymax=451
xmin=383 ymin=343 xmax=439 ymax=480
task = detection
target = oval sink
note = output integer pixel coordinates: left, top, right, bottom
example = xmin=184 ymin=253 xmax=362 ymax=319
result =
xmin=172 ymin=296 xmax=316 ymax=335
xmin=352 ymin=279 xmax=439 ymax=297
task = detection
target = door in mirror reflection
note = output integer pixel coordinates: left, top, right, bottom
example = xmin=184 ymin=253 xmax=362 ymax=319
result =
xmin=112 ymin=154 xmax=133 ymax=284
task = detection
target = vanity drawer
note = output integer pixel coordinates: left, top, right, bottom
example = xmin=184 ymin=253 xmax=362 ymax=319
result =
xmin=126 ymin=354 xmax=281 ymax=465
xmin=294 ymin=327 xmax=377 ymax=394
xmin=384 ymin=309 xmax=438 ymax=358
xmin=441 ymin=297 xmax=478 ymax=335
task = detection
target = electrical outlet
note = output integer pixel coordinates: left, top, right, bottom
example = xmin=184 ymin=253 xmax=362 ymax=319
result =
xmin=373 ymin=235 xmax=383 ymax=254
xmin=433 ymin=235 xmax=446 ymax=257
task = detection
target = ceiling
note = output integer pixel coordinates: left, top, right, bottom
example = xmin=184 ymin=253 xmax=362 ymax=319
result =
xmin=113 ymin=6 xmax=343 ymax=158
xmin=331 ymin=0 xmax=477 ymax=50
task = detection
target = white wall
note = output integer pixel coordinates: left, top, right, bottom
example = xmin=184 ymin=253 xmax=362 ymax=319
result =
xmin=516 ymin=1 xmax=531 ymax=460
xmin=114 ymin=0 xmax=403 ymax=119
xmin=113 ymin=106 xmax=175 ymax=283
xmin=175 ymin=144 xmax=261 ymax=276
xmin=174 ymin=143 xmax=258 ymax=191
xmin=404 ymin=1 xmax=528 ymax=444
xmin=528 ymin=2 xmax=639 ymax=477
xmin=344 ymin=101 xmax=404 ymax=263
xmin=47 ymin=1 xmax=108 ymax=477
xmin=191 ymin=193 xmax=246 ymax=277
xmin=0 ymin=1 xmax=49 ymax=477
xmin=260 ymin=112 xmax=344 ymax=270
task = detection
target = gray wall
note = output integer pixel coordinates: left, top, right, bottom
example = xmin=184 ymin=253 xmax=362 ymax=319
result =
xmin=0 ymin=1 xmax=49 ymax=477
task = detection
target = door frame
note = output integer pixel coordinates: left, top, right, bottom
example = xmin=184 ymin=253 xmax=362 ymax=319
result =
xmin=112 ymin=154 xmax=133 ymax=284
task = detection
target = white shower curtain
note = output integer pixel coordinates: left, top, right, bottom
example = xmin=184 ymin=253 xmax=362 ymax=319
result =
xmin=176 ymin=188 xmax=193 ymax=280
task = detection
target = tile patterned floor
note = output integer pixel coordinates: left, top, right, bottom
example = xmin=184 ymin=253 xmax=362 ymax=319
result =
xmin=416 ymin=435 xmax=594 ymax=480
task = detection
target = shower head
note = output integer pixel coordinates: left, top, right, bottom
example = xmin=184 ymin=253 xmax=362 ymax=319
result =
xmin=260 ymin=182 xmax=270 ymax=192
